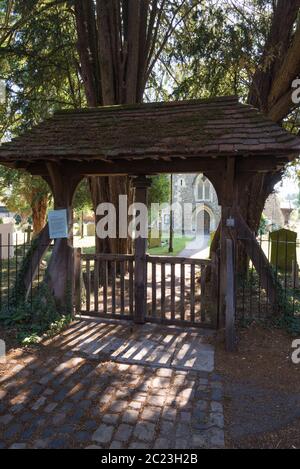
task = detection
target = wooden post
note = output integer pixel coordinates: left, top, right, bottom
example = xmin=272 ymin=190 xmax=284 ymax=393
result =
xmin=219 ymin=157 xmax=236 ymax=328
xmin=45 ymin=163 xmax=82 ymax=311
xmin=210 ymin=251 xmax=220 ymax=327
xmin=226 ymin=239 xmax=237 ymax=351
xmin=74 ymin=248 xmax=82 ymax=316
xmin=132 ymin=175 xmax=151 ymax=324
xmin=169 ymin=174 xmax=174 ymax=253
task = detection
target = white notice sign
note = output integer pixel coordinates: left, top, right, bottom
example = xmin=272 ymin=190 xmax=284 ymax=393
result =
xmin=48 ymin=209 xmax=68 ymax=239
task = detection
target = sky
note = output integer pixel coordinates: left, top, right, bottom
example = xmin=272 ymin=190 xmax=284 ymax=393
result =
xmin=275 ymin=168 xmax=299 ymax=206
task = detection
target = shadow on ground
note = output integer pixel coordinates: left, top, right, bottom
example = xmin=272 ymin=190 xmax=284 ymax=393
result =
xmin=0 ymin=319 xmax=224 ymax=449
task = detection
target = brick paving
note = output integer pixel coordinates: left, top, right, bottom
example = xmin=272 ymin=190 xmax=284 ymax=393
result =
xmin=0 ymin=320 xmax=225 ymax=449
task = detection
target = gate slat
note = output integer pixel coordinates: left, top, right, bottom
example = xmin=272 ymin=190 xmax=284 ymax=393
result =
xmin=152 ymin=261 xmax=156 ymax=318
xmin=200 ymin=265 xmax=206 ymax=322
xmin=180 ymin=263 xmax=185 ymax=320
xmin=111 ymin=261 xmax=116 ymax=315
xmin=120 ymin=261 xmax=125 ymax=315
xmin=161 ymin=262 xmax=166 ymax=319
xmin=94 ymin=259 xmax=99 ymax=313
xmin=86 ymin=259 xmax=91 ymax=313
xmin=190 ymin=263 xmax=195 ymax=323
xmin=103 ymin=260 xmax=108 ymax=315
xmin=129 ymin=259 xmax=134 ymax=316
xmin=171 ymin=263 xmax=175 ymax=320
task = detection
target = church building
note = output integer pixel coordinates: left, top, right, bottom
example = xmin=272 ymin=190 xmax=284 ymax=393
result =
xmin=161 ymin=173 xmax=221 ymax=236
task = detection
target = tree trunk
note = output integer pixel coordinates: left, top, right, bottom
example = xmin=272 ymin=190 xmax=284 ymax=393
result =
xmin=23 ymin=223 xmax=51 ymax=299
xmin=74 ymin=0 xmax=169 ymax=255
xmin=212 ymin=1 xmax=300 ymax=272
xmin=31 ymin=193 xmax=48 ymax=236
xmin=243 ymin=0 xmax=300 ymax=240
xmin=89 ymin=175 xmax=133 ymax=255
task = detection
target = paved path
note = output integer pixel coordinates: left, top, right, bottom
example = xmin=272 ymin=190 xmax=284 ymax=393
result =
xmin=0 ymin=319 xmax=225 ymax=449
xmin=179 ymin=236 xmax=210 ymax=259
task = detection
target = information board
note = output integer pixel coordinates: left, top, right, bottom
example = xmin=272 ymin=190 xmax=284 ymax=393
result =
xmin=48 ymin=209 xmax=68 ymax=239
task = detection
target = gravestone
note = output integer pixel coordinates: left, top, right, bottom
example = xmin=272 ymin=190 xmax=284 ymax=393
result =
xmin=148 ymin=227 xmax=161 ymax=249
xmin=25 ymin=225 xmax=33 ymax=243
xmin=210 ymin=231 xmax=216 ymax=246
xmin=0 ymin=339 xmax=6 ymax=364
xmin=73 ymin=223 xmax=81 ymax=236
xmin=86 ymin=222 xmax=95 ymax=237
xmin=270 ymin=228 xmax=297 ymax=272
xmin=0 ymin=223 xmax=14 ymax=259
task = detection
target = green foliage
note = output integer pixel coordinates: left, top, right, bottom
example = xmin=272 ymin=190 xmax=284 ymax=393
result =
xmin=0 ymin=281 xmax=72 ymax=345
xmin=148 ymin=175 xmax=170 ymax=205
xmin=0 ymin=0 xmax=83 ymax=231
xmin=237 ymin=268 xmax=300 ymax=335
xmin=0 ymin=166 xmax=51 ymax=225
xmin=258 ymin=214 xmax=268 ymax=235
xmin=153 ymin=0 xmax=273 ymax=102
xmin=0 ymin=236 xmax=72 ymax=345
xmin=73 ymin=178 xmax=92 ymax=213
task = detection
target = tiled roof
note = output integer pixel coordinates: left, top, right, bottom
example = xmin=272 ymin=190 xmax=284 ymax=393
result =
xmin=0 ymin=96 xmax=299 ymax=162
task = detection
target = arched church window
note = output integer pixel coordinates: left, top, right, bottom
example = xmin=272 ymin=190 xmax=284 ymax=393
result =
xmin=204 ymin=179 xmax=211 ymax=201
xmin=197 ymin=178 xmax=204 ymax=200
xmin=197 ymin=175 xmax=211 ymax=201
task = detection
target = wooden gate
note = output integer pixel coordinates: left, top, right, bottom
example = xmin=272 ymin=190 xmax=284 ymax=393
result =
xmin=75 ymin=251 xmax=218 ymax=328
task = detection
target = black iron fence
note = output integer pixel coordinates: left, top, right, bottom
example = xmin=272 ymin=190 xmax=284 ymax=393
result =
xmin=235 ymin=233 xmax=300 ymax=329
xmin=0 ymin=232 xmax=299 ymax=333
xmin=0 ymin=233 xmax=52 ymax=312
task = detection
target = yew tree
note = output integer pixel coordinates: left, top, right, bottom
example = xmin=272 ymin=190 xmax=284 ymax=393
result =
xmin=74 ymin=0 xmax=202 ymax=254
xmin=164 ymin=0 xmax=300 ymax=264
xmin=246 ymin=0 xmax=300 ymax=233
xmin=0 ymin=0 xmax=82 ymax=234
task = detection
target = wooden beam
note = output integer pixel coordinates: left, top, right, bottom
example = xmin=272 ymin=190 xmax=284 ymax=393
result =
xmin=236 ymin=156 xmax=288 ymax=172
xmin=5 ymin=154 xmax=289 ymax=178
xmin=18 ymin=158 xmax=227 ymax=177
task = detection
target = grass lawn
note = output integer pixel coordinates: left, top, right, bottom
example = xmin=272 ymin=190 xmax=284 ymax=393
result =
xmin=81 ymin=236 xmax=195 ymax=257
xmin=147 ymin=236 xmax=194 ymax=257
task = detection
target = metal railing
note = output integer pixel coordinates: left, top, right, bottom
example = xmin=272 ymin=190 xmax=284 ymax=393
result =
xmin=236 ymin=234 xmax=300 ymax=323
xmin=0 ymin=234 xmax=52 ymax=312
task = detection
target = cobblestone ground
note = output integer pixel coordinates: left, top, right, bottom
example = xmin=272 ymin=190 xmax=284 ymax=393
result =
xmin=0 ymin=324 xmax=225 ymax=449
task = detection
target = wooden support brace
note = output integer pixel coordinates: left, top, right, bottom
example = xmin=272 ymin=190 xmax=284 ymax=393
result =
xmin=24 ymin=223 xmax=51 ymax=299
xmin=234 ymin=208 xmax=278 ymax=307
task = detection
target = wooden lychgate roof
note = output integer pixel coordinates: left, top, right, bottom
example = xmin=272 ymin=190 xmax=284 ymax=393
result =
xmin=0 ymin=96 xmax=299 ymax=176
